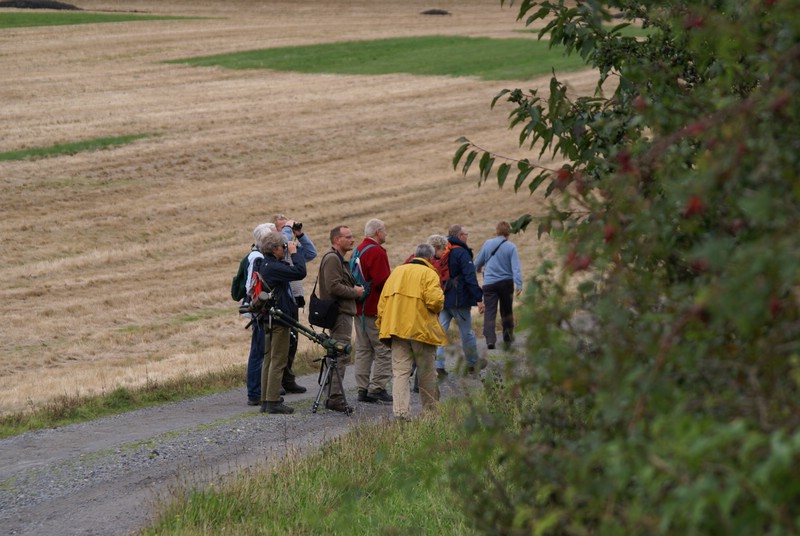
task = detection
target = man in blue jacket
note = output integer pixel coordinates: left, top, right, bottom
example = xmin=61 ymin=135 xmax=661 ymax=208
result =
xmin=435 ymin=224 xmax=486 ymax=375
xmin=256 ymin=231 xmax=307 ymax=414
xmin=474 ymin=221 xmax=523 ymax=351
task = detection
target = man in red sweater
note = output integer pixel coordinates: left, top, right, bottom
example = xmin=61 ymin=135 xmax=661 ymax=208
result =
xmin=353 ymin=218 xmax=393 ymax=403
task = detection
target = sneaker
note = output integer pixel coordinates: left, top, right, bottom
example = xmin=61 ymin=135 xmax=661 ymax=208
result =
xmin=282 ymin=382 xmax=307 ymax=394
xmin=325 ymin=398 xmax=354 ymax=414
xmin=369 ymin=388 xmax=393 ymax=404
xmin=357 ymin=388 xmax=379 ymax=403
xmin=261 ymin=401 xmax=294 ymax=414
xmin=436 ymin=368 xmax=448 ymax=381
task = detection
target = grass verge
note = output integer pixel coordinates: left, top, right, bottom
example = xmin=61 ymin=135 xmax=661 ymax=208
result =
xmin=0 ymin=12 xmax=190 ymax=29
xmin=0 ymin=365 xmax=246 ymax=439
xmin=0 ymin=133 xmax=152 ymax=161
xmin=144 ymin=401 xmax=475 ymax=535
xmin=169 ymin=35 xmax=587 ymax=81
xmin=0 ymin=348 xmax=320 ymax=439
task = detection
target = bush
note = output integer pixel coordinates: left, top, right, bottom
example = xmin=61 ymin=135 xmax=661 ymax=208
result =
xmin=454 ymin=1 xmax=800 ymax=533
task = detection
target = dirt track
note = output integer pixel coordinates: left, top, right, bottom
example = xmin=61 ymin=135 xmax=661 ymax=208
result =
xmin=0 ymin=353 xmax=488 ymax=535
xmin=0 ymin=0 xmax=594 ymax=413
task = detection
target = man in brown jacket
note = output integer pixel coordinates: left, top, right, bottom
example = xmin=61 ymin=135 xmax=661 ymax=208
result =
xmin=317 ymin=225 xmax=365 ymax=412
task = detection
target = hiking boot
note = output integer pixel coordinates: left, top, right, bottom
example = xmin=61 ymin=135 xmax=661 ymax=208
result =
xmin=280 ymin=387 xmax=287 ymax=396
xmin=247 ymin=399 xmax=260 ymax=406
xmin=467 ymin=357 xmax=489 ymax=375
xmin=325 ymin=398 xmax=354 ymax=414
xmin=282 ymin=382 xmax=307 ymax=394
xmin=261 ymin=401 xmax=294 ymax=414
xmin=357 ymin=389 xmax=378 ymax=403
xmin=436 ymin=368 xmax=448 ymax=381
xmin=369 ymin=388 xmax=393 ymax=404
xmin=486 ymin=343 xmax=496 ymax=350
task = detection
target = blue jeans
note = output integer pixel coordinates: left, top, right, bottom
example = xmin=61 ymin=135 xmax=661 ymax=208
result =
xmin=435 ymin=307 xmax=479 ymax=369
xmin=246 ymin=321 xmax=265 ymax=401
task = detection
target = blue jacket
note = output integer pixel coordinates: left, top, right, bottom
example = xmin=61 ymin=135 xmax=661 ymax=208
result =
xmin=474 ymin=236 xmax=523 ymax=289
xmin=258 ymin=252 xmax=307 ymax=327
xmin=444 ymin=236 xmax=483 ymax=308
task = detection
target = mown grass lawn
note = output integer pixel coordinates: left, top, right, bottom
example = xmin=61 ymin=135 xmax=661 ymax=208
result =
xmin=170 ymin=35 xmax=587 ymax=81
xmin=0 ymin=12 xmax=192 ymax=29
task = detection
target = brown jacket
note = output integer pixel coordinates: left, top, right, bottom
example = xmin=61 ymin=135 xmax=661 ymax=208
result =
xmin=318 ymin=248 xmax=359 ymax=316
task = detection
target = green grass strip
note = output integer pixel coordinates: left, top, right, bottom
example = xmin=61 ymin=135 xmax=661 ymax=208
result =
xmin=145 ymin=403 xmax=473 ymax=535
xmin=0 ymin=12 xmax=190 ymax=29
xmin=0 ymin=133 xmax=152 ymax=161
xmin=0 ymin=366 xmax=246 ymax=439
xmin=169 ymin=35 xmax=587 ymax=81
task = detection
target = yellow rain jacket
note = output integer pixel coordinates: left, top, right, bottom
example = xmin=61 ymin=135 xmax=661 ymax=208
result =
xmin=377 ymin=258 xmax=448 ymax=347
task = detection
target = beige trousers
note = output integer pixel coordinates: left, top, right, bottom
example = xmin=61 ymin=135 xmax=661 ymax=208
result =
xmin=354 ymin=315 xmax=392 ymax=392
xmin=390 ymin=336 xmax=438 ymax=419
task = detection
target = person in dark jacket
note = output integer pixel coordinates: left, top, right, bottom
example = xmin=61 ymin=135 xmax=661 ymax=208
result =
xmin=435 ymin=224 xmax=486 ymax=374
xmin=256 ymin=231 xmax=306 ymax=414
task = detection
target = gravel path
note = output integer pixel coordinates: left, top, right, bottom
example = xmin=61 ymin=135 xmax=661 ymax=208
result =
xmin=0 ymin=351 xmax=484 ymax=535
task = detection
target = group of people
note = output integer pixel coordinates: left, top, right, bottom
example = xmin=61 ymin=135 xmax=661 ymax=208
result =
xmin=238 ymin=217 xmax=523 ymax=420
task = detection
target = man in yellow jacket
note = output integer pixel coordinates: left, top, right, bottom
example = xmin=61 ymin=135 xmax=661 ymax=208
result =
xmin=377 ymin=243 xmax=448 ymax=420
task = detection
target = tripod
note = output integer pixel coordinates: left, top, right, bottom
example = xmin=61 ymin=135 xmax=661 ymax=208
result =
xmin=247 ymin=304 xmax=352 ymax=414
xmin=311 ymin=346 xmax=352 ymax=415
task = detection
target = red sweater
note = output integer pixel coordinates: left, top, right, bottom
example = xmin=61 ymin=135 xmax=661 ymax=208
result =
xmin=354 ymin=237 xmax=391 ymax=316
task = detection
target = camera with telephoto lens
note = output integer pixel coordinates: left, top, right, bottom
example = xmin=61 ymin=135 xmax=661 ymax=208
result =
xmin=238 ymin=291 xmax=274 ymax=317
xmin=292 ymin=221 xmax=303 ymax=232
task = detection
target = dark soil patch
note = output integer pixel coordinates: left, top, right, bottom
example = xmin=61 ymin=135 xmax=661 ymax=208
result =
xmin=0 ymin=0 xmax=80 ymax=9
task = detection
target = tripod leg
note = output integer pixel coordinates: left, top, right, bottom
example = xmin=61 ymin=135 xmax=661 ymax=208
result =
xmin=328 ymin=358 xmax=353 ymax=416
xmin=312 ymin=358 xmax=332 ymax=413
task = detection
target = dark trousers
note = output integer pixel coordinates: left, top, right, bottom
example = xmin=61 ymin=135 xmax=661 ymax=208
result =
xmin=482 ymin=279 xmax=515 ymax=346
xmin=247 ymin=321 xmax=265 ymax=401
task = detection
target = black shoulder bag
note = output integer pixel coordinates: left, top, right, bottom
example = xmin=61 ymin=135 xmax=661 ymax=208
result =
xmin=308 ymin=254 xmax=340 ymax=330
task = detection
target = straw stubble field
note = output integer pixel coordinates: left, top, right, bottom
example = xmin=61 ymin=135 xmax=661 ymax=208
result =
xmin=0 ymin=0 xmax=592 ymax=415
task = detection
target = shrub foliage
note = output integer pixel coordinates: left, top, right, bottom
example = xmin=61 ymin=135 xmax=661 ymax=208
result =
xmin=454 ymin=0 xmax=800 ymax=533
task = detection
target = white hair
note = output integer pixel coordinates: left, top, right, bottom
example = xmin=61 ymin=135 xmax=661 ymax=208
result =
xmin=364 ymin=218 xmax=385 ymax=237
xmin=252 ymin=223 xmax=275 ymax=244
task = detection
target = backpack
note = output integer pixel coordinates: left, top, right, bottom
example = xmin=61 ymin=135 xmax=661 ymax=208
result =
xmin=349 ymin=243 xmax=377 ymax=303
xmin=230 ymin=252 xmax=251 ymax=301
xmin=434 ymin=243 xmax=461 ymax=290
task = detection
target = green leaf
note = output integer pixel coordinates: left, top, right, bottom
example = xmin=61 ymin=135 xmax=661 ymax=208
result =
xmin=497 ymin=162 xmax=511 ymax=188
xmin=453 ymin=142 xmax=470 ymax=169
xmin=478 ymin=152 xmax=493 ymax=182
xmin=461 ymin=150 xmax=478 ymax=176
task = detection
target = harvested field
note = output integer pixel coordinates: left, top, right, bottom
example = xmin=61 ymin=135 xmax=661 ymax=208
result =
xmin=0 ymin=0 xmax=596 ymax=415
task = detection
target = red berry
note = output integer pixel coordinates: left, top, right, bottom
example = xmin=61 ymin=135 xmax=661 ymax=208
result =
xmin=683 ymin=195 xmax=705 ymax=218
xmin=769 ymin=297 xmax=782 ymax=318
xmin=565 ymin=250 xmax=592 ymax=272
xmin=686 ymin=121 xmax=705 ymax=136
xmin=603 ymin=223 xmax=617 ymax=243
xmin=684 ymin=15 xmax=704 ymax=29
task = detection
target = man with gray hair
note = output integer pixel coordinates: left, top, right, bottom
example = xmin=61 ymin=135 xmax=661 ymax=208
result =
xmin=256 ymin=231 xmax=307 ymax=414
xmin=242 ymin=222 xmax=276 ymax=406
xmin=377 ymin=243 xmax=448 ymax=420
xmin=352 ymin=218 xmax=393 ymax=404
xmin=435 ymin=224 xmax=486 ymax=375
